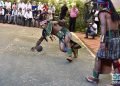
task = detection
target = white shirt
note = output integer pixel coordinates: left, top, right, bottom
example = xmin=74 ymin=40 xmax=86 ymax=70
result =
xmin=25 ymin=3 xmax=32 ymax=10
xmin=0 ymin=8 xmax=4 ymax=15
xmin=38 ymin=4 xmax=43 ymax=11
xmin=49 ymin=6 xmax=55 ymax=13
xmin=0 ymin=0 xmax=4 ymax=7
xmin=5 ymin=1 xmax=11 ymax=9
xmin=17 ymin=11 xmax=23 ymax=16
xmin=47 ymin=10 xmax=53 ymax=20
xmin=91 ymin=23 xmax=97 ymax=34
xmin=18 ymin=2 xmax=26 ymax=10
xmin=24 ymin=11 xmax=33 ymax=19
xmin=12 ymin=10 xmax=17 ymax=16
xmin=94 ymin=10 xmax=99 ymax=21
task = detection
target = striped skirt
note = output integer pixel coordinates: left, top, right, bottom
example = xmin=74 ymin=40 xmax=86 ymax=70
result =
xmin=97 ymin=30 xmax=120 ymax=60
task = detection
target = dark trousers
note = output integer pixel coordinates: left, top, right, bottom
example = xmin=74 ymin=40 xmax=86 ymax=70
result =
xmin=59 ymin=14 xmax=66 ymax=20
xmin=69 ymin=17 xmax=76 ymax=32
xmin=25 ymin=18 xmax=32 ymax=27
xmin=85 ymin=28 xmax=96 ymax=38
xmin=0 ymin=15 xmax=4 ymax=23
xmin=22 ymin=17 xmax=25 ymax=26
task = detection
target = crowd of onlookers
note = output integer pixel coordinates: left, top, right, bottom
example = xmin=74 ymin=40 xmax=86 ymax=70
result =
xmin=0 ymin=0 xmax=81 ymax=33
xmin=0 ymin=0 xmax=55 ymax=27
xmin=0 ymin=0 xmax=99 ymax=37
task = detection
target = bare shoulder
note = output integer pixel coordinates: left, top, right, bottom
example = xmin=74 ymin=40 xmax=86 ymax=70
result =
xmin=98 ymin=11 xmax=106 ymax=21
xmin=99 ymin=11 xmax=106 ymax=18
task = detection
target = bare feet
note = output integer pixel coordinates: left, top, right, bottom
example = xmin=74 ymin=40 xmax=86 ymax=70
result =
xmin=86 ymin=76 xmax=99 ymax=84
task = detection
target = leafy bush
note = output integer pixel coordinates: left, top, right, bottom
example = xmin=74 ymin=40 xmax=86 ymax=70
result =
xmin=12 ymin=0 xmax=86 ymax=32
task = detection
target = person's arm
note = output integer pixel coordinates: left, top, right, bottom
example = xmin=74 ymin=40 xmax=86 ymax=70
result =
xmin=99 ymin=12 xmax=107 ymax=49
xmin=31 ymin=28 xmax=49 ymax=51
xmin=31 ymin=36 xmax=44 ymax=51
xmin=99 ymin=12 xmax=106 ymax=42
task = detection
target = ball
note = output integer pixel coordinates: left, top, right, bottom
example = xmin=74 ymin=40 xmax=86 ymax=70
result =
xmin=36 ymin=46 xmax=43 ymax=52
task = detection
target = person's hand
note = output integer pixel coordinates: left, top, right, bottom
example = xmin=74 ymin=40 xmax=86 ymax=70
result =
xmin=31 ymin=47 xmax=36 ymax=52
xmin=100 ymin=42 xmax=105 ymax=50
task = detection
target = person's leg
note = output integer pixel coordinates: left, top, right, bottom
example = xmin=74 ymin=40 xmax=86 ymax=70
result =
xmin=2 ymin=15 xmax=5 ymax=23
xmin=28 ymin=18 xmax=30 ymax=27
xmin=14 ymin=15 xmax=17 ymax=24
xmin=85 ymin=28 xmax=90 ymax=38
xmin=91 ymin=32 xmax=96 ymax=39
xmin=8 ymin=15 xmax=11 ymax=23
xmin=0 ymin=15 xmax=2 ymax=23
xmin=64 ymin=33 xmax=73 ymax=62
xmin=32 ymin=19 xmax=35 ymax=27
xmin=29 ymin=18 xmax=32 ymax=27
xmin=72 ymin=18 xmax=76 ymax=32
xmin=4 ymin=15 xmax=8 ymax=23
xmin=59 ymin=41 xmax=67 ymax=52
xmin=22 ymin=17 xmax=25 ymax=26
xmin=69 ymin=17 xmax=73 ymax=32
xmin=86 ymin=57 xmax=101 ymax=83
xmin=10 ymin=16 xmax=13 ymax=24
xmin=70 ymin=40 xmax=81 ymax=58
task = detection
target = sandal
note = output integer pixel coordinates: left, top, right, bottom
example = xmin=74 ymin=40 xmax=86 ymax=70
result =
xmin=86 ymin=76 xmax=99 ymax=84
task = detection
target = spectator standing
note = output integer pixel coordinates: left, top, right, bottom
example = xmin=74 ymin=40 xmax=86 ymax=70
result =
xmin=59 ymin=4 xmax=68 ymax=20
xmin=32 ymin=1 xmax=38 ymax=18
xmin=43 ymin=3 xmax=48 ymax=12
xmin=38 ymin=2 xmax=43 ymax=12
xmin=25 ymin=1 xmax=32 ymax=11
xmin=0 ymin=0 xmax=4 ymax=7
xmin=5 ymin=0 xmax=11 ymax=10
xmin=49 ymin=5 xmax=55 ymax=20
xmin=69 ymin=5 xmax=79 ymax=32
xmin=12 ymin=1 xmax=17 ymax=10
xmin=94 ymin=9 xmax=100 ymax=30
xmin=18 ymin=0 xmax=26 ymax=15
xmin=47 ymin=9 xmax=53 ymax=21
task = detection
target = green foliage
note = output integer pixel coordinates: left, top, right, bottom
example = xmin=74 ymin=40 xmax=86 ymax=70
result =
xmin=75 ymin=0 xmax=86 ymax=32
xmin=54 ymin=0 xmax=86 ymax=32
xmin=13 ymin=0 xmax=86 ymax=32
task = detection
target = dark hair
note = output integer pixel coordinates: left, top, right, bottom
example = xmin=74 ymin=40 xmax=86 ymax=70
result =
xmin=109 ymin=0 xmax=120 ymax=22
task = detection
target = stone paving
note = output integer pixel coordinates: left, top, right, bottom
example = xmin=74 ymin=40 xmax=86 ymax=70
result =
xmin=0 ymin=24 xmax=111 ymax=86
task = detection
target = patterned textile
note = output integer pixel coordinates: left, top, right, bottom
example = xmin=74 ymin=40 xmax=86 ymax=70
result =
xmin=56 ymin=27 xmax=69 ymax=40
xmin=97 ymin=30 xmax=120 ymax=60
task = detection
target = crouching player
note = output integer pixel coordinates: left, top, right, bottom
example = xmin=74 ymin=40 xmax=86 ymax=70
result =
xmin=31 ymin=20 xmax=81 ymax=62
